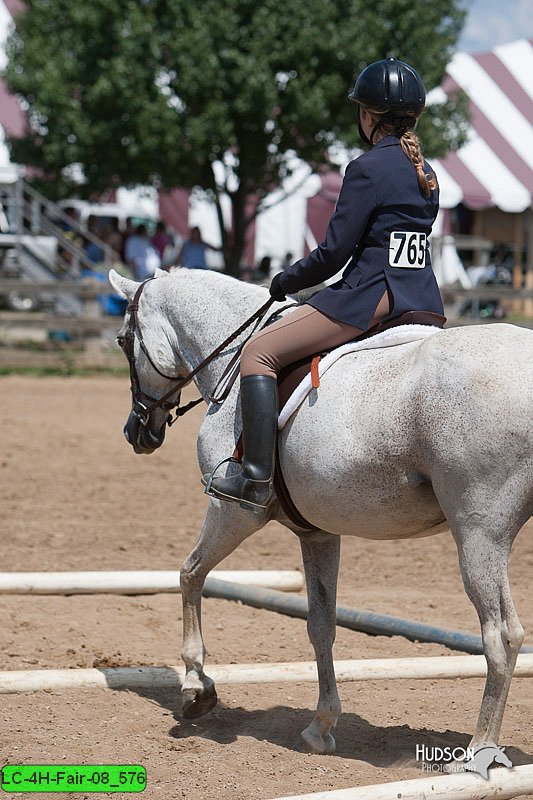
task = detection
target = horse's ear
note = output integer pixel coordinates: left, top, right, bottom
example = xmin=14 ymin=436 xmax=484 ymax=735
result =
xmin=109 ymin=268 xmax=137 ymax=300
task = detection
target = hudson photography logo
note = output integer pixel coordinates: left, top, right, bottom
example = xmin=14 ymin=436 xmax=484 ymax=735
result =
xmin=416 ymin=742 xmax=513 ymax=779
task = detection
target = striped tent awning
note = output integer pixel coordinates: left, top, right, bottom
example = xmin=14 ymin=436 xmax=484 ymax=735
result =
xmin=434 ymin=38 xmax=533 ymax=212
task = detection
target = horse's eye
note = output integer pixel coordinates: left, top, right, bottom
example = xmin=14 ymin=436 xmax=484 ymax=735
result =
xmin=116 ymin=336 xmax=125 ymax=349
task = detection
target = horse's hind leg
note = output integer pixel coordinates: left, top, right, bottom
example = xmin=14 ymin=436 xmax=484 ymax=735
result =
xmin=452 ymin=520 xmax=524 ymax=746
xmin=298 ymin=532 xmax=341 ymax=755
xmin=180 ymin=503 xmax=265 ymax=719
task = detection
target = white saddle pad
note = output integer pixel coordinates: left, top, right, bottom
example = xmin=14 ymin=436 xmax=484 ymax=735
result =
xmin=278 ymin=324 xmax=443 ymax=430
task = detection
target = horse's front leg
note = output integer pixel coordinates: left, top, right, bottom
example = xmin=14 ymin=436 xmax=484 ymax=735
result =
xmin=180 ymin=502 xmax=265 ymax=718
xmin=298 ymin=532 xmax=341 ymax=755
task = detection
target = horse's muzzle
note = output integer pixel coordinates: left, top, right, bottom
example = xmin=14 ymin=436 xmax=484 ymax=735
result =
xmin=124 ymin=411 xmax=166 ymax=454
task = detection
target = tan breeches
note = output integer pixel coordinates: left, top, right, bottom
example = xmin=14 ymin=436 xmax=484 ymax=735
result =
xmin=241 ymin=291 xmax=390 ymax=378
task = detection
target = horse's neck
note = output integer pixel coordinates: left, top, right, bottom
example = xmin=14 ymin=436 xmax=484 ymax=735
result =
xmin=165 ymin=271 xmax=269 ymax=400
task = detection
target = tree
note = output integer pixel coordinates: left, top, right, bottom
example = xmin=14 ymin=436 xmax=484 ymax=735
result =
xmin=4 ymin=0 xmax=468 ymax=275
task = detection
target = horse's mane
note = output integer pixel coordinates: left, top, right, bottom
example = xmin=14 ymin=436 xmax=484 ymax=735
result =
xmin=165 ymin=267 xmax=269 ymax=303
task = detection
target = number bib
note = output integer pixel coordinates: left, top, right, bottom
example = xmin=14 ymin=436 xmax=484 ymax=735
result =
xmin=389 ymin=231 xmax=427 ymax=268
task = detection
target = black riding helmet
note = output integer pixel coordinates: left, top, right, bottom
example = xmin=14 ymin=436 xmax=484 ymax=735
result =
xmin=348 ymin=57 xmax=426 ymax=145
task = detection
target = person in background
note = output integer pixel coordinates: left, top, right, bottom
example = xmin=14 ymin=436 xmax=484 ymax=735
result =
xmin=151 ymin=220 xmax=172 ymax=261
xmin=103 ymin=218 xmax=123 ymax=260
xmin=124 ymin=224 xmax=161 ymax=281
xmin=80 ymin=217 xmax=127 ymax=316
xmin=280 ymin=251 xmax=294 ymax=270
xmin=177 ymin=226 xmax=220 ymax=269
xmin=56 ymin=207 xmax=82 ymax=267
xmin=121 ymin=219 xmax=136 ymax=263
xmin=255 ymin=255 xmax=272 ymax=286
xmin=83 ymin=216 xmax=104 ymax=265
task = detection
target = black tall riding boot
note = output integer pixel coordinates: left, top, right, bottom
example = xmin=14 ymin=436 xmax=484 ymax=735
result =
xmin=206 ymin=374 xmax=278 ymax=511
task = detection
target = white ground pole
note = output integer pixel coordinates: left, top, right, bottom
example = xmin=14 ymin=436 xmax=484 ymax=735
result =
xmin=0 ymin=570 xmax=304 ymax=595
xmin=268 ymin=765 xmax=533 ymax=800
xmin=2 ymin=653 xmax=533 ymax=694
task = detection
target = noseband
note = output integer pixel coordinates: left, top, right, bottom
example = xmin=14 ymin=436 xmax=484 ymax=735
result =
xmin=123 ymin=277 xmax=275 ymax=430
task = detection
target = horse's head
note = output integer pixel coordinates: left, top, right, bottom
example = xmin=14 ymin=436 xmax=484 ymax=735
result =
xmin=109 ymin=268 xmax=185 ymax=455
xmin=493 ymin=747 xmax=512 ymax=768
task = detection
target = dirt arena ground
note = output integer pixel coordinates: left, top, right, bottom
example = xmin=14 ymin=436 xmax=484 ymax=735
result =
xmin=2 ymin=374 xmax=533 ymax=799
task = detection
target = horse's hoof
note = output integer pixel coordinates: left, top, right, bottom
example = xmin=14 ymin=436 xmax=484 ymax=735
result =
xmin=181 ymin=685 xmax=218 ymax=719
xmin=301 ymin=728 xmax=336 ymax=755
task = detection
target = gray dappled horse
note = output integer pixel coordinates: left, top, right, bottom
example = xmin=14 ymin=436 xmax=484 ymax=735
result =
xmin=109 ymin=266 xmax=533 ymax=756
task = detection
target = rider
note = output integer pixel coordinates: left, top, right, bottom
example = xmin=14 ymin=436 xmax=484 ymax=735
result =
xmin=207 ymin=57 xmax=445 ymax=512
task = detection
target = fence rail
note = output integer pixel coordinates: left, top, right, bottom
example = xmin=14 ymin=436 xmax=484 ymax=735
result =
xmin=2 ymin=277 xmax=533 ymax=370
xmin=0 ymin=278 xmax=124 ymax=367
xmin=443 ymin=285 xmax=533 ymax=300
xmin=0 ymin=277 xmax=117 ymax=297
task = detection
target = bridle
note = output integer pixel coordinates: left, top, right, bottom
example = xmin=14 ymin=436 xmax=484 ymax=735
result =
xmin=122 ymin=277 xmax=276 ymax=430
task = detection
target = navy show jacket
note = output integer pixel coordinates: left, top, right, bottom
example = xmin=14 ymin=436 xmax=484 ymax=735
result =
xmin=278 ymin=135 xmax=444 ymax=330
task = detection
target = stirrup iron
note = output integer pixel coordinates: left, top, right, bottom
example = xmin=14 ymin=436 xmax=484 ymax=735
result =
xmin=203 ymin=457 xmax=273 ymax=512
xmin=202 ymin=456 xmax=240 ymax=494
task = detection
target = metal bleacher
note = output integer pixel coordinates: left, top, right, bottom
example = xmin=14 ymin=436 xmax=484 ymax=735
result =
xmin=0 ymin=177 xmax=119 ymax=314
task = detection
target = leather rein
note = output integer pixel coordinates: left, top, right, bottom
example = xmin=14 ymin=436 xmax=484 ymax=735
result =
xmin=123 ymin=276 xmax=276 ymax=429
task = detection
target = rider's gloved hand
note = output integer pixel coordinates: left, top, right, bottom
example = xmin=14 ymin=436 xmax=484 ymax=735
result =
xmin=269 ymin=273 xmax=287 ymax=302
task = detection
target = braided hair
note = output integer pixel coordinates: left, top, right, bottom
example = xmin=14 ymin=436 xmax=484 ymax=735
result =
xmin=365 ymin=110 xmax=438 ymax=198
xmin=398 ymin=128 xmax=438 ymax=198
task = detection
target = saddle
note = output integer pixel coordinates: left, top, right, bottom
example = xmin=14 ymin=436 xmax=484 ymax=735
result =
xmin=237 ymin=310 xmax=446 ymax=532
xmin=276 ymin=310 xmax=446 ymax=413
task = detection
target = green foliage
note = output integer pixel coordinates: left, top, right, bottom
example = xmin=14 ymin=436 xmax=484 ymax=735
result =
xmin=4 ymin=0 xmax=468 ymax=272
xmin=5 ymin=0 xmax=177 ymax=192
xmin=418 ymin=87 xmax=470 ymax=158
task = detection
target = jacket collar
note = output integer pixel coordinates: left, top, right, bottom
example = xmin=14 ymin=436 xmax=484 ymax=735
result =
xmin=373 ymin=134 xmax=401 ymax=149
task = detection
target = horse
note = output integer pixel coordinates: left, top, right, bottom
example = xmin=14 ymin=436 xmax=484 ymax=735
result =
xmin=109 ymin=266 xmax=533 ymax=756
